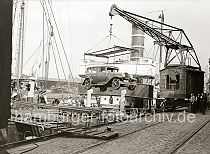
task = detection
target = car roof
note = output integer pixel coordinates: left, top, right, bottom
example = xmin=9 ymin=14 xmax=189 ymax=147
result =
xmin=87 ymin=66 xmax=119 ymax=69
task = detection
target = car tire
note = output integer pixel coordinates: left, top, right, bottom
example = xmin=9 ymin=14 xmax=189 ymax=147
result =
xmin=111 ymin=78 xmax=120 ymax=90
xmin=84 ymin=78 xmax=91 ymax=90
xmin=128 ymin=84 xmax=136 ymax=91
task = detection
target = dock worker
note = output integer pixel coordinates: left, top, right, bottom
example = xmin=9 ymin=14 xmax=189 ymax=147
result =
xmin=201 ymin=93 xmax=207 ymax=115
xmin=189 ymin=93 xmax=196 ymax=113
xmin=196 ymin=94 xmax=201 ymax=113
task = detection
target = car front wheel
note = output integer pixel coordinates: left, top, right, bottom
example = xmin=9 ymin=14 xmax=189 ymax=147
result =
xmin=84 ymin=78 xmax=91 ymax=90
xmin=111 ymin=78 xmax=120 ymax=90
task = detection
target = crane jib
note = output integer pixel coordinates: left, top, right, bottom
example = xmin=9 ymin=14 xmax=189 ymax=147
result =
xmin=109 ymin=4 xmax=201 ymax=69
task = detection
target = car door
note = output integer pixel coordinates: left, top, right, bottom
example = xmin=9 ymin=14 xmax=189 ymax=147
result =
xmin=97 ymin=67 xmax=107 ymax=84
xmin=106 ymin=67 xmax=115 ymax=82
xmin=90 ymin=67 xmax=98 ymax=84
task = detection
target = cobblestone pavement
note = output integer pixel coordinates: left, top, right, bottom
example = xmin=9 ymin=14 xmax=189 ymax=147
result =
xmin=79 ymin=113 xmax=210 ymax=154
xmin=6 ymin=111 xmax=210 ymax=154
xmin=7 ymin=137 xmax=105 ymax=154
xmin=176 ymin=111 xmax=210 ymax=154
xmin=6 ymin=112 xmax=176 ymax=154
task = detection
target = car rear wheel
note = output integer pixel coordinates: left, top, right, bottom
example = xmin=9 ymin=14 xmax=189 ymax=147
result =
xmin=84 ymin=78 xmax=91 ymax=90
xmin=111 ymin=78 xmax=120 ymax=90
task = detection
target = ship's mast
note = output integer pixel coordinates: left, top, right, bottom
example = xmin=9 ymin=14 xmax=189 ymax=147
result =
xmin=159 ymin=10 xmax=164 ymax=70
xmin=16 ymin=0 xmax=25 ymax=94
xmin=41 ymin=0 xmax=45 ymax=90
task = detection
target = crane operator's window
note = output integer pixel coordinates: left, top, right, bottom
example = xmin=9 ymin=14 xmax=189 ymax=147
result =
xmin=165 ymin=74 xmax=180 ymax=90
xmin=176 ymin=74 xmax=180 ymax=89
xmin=166 ymin=75 xmax=170 ymax=89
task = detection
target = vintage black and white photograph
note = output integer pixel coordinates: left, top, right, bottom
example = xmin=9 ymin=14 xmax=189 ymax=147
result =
xmin=0 ymin=0 xmax=210 ymax=153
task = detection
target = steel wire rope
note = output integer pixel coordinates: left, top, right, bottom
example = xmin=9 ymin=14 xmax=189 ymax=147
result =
xmin=29 ymin=41 xmax=42 ymax=76
xmin=40 ymin=0 xmax=73 ymax=101
xmin=41 ymin=0 xmax=69 ymax=91
xmin=46 ymin=0 xmax=75 ymax=86
xmin=51 ymin=43 xmax=60 ymax=83
xmin=23 ymin=40 xmax=42 ymax=68
xmin=110 ymin=34 xmax=131 ymax=63
xmin=51 ymin=42 xmax=67 ymax=102
xmin=154 ymin=45 xmax=160 ymax=59
xmin=67 ymin=0 xmax=72 ymax=69
xmin=35 ymin=38 xmax=49 ymax=80
xmin=52 ymin=35 xmax=73 ymax=101
xmin=40 ymin=0 xmax=52 ymax=80
xmin=146 ymin=43 xmax=156 ymax=59
xmin=85 ymin=35 xmax=111 ymax=54
xmin=111 ymin=34 xmax=130 ymax=46
xmin=40 ymin=0 xmax=54 ymax=87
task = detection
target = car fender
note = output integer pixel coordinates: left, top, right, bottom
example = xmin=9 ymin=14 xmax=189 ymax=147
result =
xmin=82 ymin=78 xmax=92 ymax=85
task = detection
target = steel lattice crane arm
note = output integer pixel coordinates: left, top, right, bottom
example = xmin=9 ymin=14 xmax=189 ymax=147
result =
xmin=109 ymin=4 xmax=201 ymax=69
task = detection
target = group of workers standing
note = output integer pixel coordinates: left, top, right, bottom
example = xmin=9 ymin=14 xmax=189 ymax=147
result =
xmin=189 ymin=93 xmax=207 ymax=115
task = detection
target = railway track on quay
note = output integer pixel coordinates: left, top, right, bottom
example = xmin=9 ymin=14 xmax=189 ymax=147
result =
xmin=73 ymin=112 xmax=210 ymax=154
xmin=6 ymin=111 xmax=210 ymax=154
xmin=169 ymin=118 xmax=210 ymax=154
xmin=73 ymin=112 xmax=183 ymax=154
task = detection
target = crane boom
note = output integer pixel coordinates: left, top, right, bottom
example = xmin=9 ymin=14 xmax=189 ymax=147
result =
xmin=109 ymin=4 xmax=201 ymax=69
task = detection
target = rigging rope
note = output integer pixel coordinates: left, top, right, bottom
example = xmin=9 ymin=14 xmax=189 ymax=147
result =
xmin=46 ymin=0 xmax=75 ymax=86
xmin=40 ymin=0 xmax=74 ymax=100
xmin=52 ymin=36 xmax=73 ymax=100
xmin=51 ymin=43 xmax=60 ymax=83
xmin=23 ymin=40 xmax=42 ymax=68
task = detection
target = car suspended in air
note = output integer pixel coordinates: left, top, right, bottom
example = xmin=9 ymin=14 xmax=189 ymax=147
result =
xmin=80 ymin=65 xmax=137 ymax=92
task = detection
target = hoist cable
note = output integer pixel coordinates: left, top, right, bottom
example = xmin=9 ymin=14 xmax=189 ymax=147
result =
xmin=85 ymin=35 xmax=110 ymax=54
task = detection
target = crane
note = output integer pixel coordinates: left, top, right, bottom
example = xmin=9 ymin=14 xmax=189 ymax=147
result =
xmin=109 ymin=4 xmax=205 ymax=111
xmin=109 ymin=4 xmax=201 ymax=70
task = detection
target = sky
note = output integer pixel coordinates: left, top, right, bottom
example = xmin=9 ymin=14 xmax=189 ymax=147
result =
xmin=12 ymin=0 xmax=210 ymax=79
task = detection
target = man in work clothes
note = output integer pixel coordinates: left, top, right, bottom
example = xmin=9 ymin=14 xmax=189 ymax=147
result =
xmin=201 ymin=93 xmax=207 ymax=115
xmin=189 ymin=93 xmax=195 ymax=113
xmin=195 ymin=94 xmax=200 ymax=113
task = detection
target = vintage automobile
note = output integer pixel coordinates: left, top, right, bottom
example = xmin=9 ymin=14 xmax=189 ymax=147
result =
xmin=81 ymin=66 xmax=137 ymax=91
